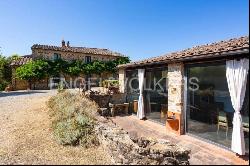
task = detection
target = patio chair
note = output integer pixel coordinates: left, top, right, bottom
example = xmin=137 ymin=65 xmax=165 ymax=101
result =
xmin=242 ymin=116 xmax=249 ymax=134
xmin=217 ymin=111 xmax=229 ymax=138
xmin=109 ymin=93 xmax=129 ymax=117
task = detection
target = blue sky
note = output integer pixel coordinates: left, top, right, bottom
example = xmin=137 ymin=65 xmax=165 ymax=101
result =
xmin=0 ymin=0 xmax=249 ymax=61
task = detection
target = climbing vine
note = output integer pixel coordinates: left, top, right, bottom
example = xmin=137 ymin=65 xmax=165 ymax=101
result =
xmin=15 ymin=57 xmax=130 ymax=82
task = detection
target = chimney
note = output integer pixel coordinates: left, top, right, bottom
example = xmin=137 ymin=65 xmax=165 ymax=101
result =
xmin=67 ymin=41 xmax=70 ymax=47
xmin=62 ymin=39 xmax=65 ymax=47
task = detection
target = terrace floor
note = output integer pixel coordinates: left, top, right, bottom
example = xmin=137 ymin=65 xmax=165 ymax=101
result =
xmin=111 ymin=115 xmax=249 ymax=165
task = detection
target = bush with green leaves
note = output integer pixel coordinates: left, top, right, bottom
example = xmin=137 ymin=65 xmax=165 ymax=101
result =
xmin=102 ymin=80 xmax=119 ymax=88
xmin=47 ymin=91 xmax=99 ymax=147
xmin=15 ymin=59 xmax=49 ymax=89
xmin=0 ymin=54 xmax=20 ymax=91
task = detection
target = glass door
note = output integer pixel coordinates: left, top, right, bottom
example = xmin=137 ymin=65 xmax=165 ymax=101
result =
xmin=126 ymin=70 xmax=139 ymax=114
xmin=145 ymin=68 xmax=168 ymax=124
xmin=186 ymin=62 xmax=249 ymax=152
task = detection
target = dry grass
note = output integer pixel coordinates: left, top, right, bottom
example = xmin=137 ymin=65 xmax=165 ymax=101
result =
xmin=0 ymin=91 xmax=112 ymax=165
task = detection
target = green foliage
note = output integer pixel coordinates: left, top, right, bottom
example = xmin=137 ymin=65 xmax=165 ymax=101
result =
xmin=16 ymin=59 xmax=49 ymax=82
xmin=0 ymin=54 xmax=18 ymax=91
xmin=47 ymin=91 xmax=99 ymax=147
xmin=15 ymin=56 xmax=130 ymax=85
xmin=90 ymin=61 xmax=105 ymax=74
xmin=9 ymin=54 xmax=21 ymax=61
xmin=0 ymin=55 xmax=7 ymax=82
xmin=102 ymin=80 xmax=119 ymax=88
xmin=113 ymin=56 xmax=130 ymax=65
xmin=0 ymin=80 xmax=8 ymax=91
xmin=66 ymin=60 xmax=84 ymax=76
xmin=104 ymin=60 xmax=117 ymax=73
xmin=46 ymin=59 xmax=69 ymax=77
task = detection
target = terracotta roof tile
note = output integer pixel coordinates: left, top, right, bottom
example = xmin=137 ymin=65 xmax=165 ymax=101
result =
xmin=119 ymin=36 xmax=249 ymax=68
xmin=31 ymin=44 xmax=124 ymax=57
xmin=10 ymin=55 xmax=32 ymax=66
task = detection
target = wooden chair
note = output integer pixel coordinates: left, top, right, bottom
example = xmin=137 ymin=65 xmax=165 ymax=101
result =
xmin=217 ymin=111 xmax=229 ymax=138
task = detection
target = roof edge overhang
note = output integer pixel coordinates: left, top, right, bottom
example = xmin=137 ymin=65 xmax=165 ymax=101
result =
xmin=118 ymin=48 xmax=249 ymax=69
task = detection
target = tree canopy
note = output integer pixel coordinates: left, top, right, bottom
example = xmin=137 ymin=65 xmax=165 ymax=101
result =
xmin=16 ymin=60 xmax=49 ymax=83
xmin=0 ymin=54 xmax=20 ymax=90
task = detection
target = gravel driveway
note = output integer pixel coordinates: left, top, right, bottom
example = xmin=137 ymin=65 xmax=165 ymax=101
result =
xmin=0 ymin=90 xmax=111 ymax=165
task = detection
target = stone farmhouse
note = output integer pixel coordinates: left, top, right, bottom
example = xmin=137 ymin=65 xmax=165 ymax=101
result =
xmin=11 ymin=40 xmax=124 ymax=90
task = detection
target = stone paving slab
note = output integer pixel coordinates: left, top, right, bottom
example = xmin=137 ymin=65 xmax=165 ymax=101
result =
xmin=111 ymin=115 xmax=249 ymax=165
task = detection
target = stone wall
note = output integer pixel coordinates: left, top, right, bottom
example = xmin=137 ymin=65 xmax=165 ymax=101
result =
xmin=13 ymin=78 xmax=29 ymax=90
xmin=11 ymin=67 xmax=28 ymax=90
xmin=32 ymin=78 xmax=49 ymax=90
xmin=12 ymin=78 xmax=49 ymax=90
xmin=95 ymin=117 xmax=190 ymax=165
xmin=101 ymin=72 xmax=117 ymax=80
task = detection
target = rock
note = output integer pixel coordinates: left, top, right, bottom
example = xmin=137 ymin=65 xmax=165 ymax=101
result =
xmin=161 ymin=157 xmax=178 ymax=165
xmin=150 ymin=143 xmax=174 ymax=156
xmin=137 ymin=137 xmax=150 ymax=148
xmin=158 ymin=139 xmax=170 ymax=144
xmin=138 ymin=147 xmax=150 ymax=155
xmin=95 ymin=116 xmax=190 ymax=165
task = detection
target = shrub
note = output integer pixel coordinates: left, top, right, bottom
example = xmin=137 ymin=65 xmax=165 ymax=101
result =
xmin=16 ymin=60 xmax=49 ymax=89
xmin=102 ymin=80 xmax=119 ymax=88
xmin=0 ymin=80 xmax=9 ymax=91
xmin=0 ymin=54 xmax=12 ymax=91
xmin=57 ymin=82 xmax=65 ymax=93
xmin=47 ymin=91 xmax=99 ymax=147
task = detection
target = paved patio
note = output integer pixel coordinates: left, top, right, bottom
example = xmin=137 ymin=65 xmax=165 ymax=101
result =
xmin=111 ymin=115 xmax=249 ymax=165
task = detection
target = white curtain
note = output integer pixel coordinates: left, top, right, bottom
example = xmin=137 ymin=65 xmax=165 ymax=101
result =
xmin=137 ymin=69 xmax=145 ymax=120
xmin=226 ymin=58 xmax=249 ymax=155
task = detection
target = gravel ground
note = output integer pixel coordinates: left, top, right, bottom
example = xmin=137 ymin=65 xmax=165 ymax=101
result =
xmin=0 ymin=90 xmax=111 ymax=165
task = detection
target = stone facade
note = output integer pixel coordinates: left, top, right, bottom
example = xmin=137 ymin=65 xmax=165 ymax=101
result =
xmin=12 ymin=78 xmax=29 ymax=90
xmin=95 ymin=117 xmax=190 ymax=165
xmin=167 ymin=63 xmax=185 ymax=135
xmin=31 ymin=48 xmax=118 ymax=62
xmin=118 ymin=68 xmax=126 ymax=93
xmin=167 ymin=63 xmax=184 ymax=113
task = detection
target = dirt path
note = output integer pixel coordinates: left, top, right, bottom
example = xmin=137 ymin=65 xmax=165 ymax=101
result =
xmin=0 ymin=90 xmax=111 ymax=165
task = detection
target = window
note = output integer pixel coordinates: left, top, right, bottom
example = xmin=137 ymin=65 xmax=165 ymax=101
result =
xmin=125 ymin=67 xmax=168 ymax=122
xmin=85 ymin=56 xmax=91 ymax=63
xmin=186 ymin=62 xmax=249 ymax=152
xmin=53 ymin=53 xmax=61 ymax=60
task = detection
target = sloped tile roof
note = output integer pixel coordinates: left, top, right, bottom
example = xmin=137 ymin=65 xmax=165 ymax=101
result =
xmin=31 ymin=44 xmax=124 ymax=57
xmin=119 ymin=36 xmax=249 ymax=68
xmin=10 ymin=55 xmax=32 ymax=66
